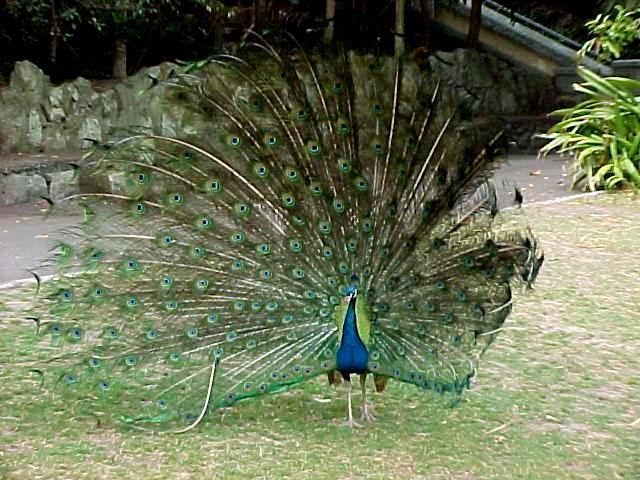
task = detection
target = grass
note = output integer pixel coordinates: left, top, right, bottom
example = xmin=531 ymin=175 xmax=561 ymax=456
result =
xmin=0 ymin=193 xmax=639 ymax=479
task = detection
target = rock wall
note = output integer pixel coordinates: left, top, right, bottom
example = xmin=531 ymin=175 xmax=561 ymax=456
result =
xmin=0 ymin=49 xmax=557 ymax=156
xmin=0 ymin=49 xmax=559 ymax=205
xmin=426 ymin=49 xmax=557 ymax=116
xmin=0 ymin=61 xmax=179 ymax=154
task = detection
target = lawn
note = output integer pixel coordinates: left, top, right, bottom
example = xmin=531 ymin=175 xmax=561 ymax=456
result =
xmin=0 ymin=193 xmax=639 ymax=479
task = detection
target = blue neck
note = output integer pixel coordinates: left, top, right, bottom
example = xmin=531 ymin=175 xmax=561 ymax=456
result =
xmin=336 ymin=297 xmax=369 ymax=376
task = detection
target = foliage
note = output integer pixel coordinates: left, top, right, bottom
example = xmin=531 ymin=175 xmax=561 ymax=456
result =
xmin=577 ymin=5 xmax=640 ymax=61
xmin=540 ymin=67 xmax=640 ymax=191
xmin=0 ymin=0 xmax=224 ymax=79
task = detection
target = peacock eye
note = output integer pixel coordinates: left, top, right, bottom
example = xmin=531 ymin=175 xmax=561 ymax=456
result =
xmin=124 ymin=356 xmax=138 ymax=366
xmin=234 ymin=203 xmax=250 ymax=217
xmin=285 ymin=167 xmax=299 ymax=181
xmin=306 ymin=140 xmax=321 ymax=155
xmin=332 ymin=199 xmax=345 ymax=213
xmin=226 ymin=133 xmax=242 ymax=147
xmin=256 ymin=243 xmax=271 ymax=255
xmin=232 ymin=259 xmax=244 ymax=271
xmin=206 ymin=179 xmax=222 ymax=193
xmin=263 ymin=134 xmax=279 ymax=147
xmin=354 ymin=177 xmax=368 ymax=192
xmin=337 ymin=158 xmax=351 ymax=173
xmin=136 ymin=172 xmax=149 ymax=184
xmin=318 ymin=221 xmax=331 ymax=235
xmin=331 ymin=81 xmax=344 ymax=93
xmin=249 ymin=96 xmax=263 ymax=111
xmin=231 ymin=232 xmax=245 ymax=243
xmin=197 ymin=216 xmax=213 ymax=229
xmin=288 ymin=239 xmax=302 ymax=252
xmin=104 ymin=327 xmax=119 ymax=339
xmin=309 ymin=182 xmax=322 ymax=197
xmin=281 ymin=193 xmax=296 ymax=208
xmin=254 ymin=162 xmax=268 ymax=178
xmin=186 ymin=327 xmax=198 ymax=338
xmin=127 ymin=296 xmax=139 ymax=307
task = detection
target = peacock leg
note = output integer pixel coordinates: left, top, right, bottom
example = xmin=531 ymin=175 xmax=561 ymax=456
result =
xmin=342 ymin=377 xmax=361 ymax=427
xmin=359 ymin=374 xmax=376 ymax=421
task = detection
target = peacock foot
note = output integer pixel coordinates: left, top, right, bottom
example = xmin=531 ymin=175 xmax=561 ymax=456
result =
xmin=342 ymin=418 xmax=363 ymax=428
xmin=360 ymin=406 xmax=376 ymax=422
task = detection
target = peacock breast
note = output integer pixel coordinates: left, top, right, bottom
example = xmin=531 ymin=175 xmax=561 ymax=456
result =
xmin=335 ymin=293 xmax=370 ymax=375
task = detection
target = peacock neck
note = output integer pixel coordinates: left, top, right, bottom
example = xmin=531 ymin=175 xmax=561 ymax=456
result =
xmin=336 ymin=296 xmax=369 ymax=377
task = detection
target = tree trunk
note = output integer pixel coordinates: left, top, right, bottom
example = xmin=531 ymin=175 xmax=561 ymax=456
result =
xmin=254 ymin=0 xmax=267 ymax=30
xmin=419 ymin=0 xmax=434 ymax=52
xmin=113 ymin=38 xmax=127 ymax=79
xmin=324 ymin=0 xmax=336 ymax=45
xmin=466 ymin=0 xmax=483 ymax=49
xmin=395 ymin=0 xmax=406 ymax=57
xmin=49 ymin=0 xmax=61 ymax=74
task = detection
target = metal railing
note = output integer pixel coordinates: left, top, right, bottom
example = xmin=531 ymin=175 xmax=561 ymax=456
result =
xmin=449 ymin=0 xmax=596 ymax=57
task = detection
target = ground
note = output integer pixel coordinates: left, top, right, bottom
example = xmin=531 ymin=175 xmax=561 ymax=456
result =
xmin=0 ymin=166 xmax=638 ymax=479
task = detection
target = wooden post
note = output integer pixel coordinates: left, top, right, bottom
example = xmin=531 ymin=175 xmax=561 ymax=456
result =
xmin=419 ymin=0 xmax=434 ymax=52
xmin=324 ymin=0 xmax=336 ymax=45
xmin=466 ymin=0 xmax=483 ymax=50
xmin=254 ymin=0 xmax=267 ymax=30
xmin=395 ymin=0 xmax=406 ymax=57
xmin=49 ymin=0 xmax=61 ymax=73
xmin=113 ymin=38 xmax=127 ymax=79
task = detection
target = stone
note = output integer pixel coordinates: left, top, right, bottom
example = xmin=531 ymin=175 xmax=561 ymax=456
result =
xmin=0 ymin=172 xmax=48 ymax=206
xmin=79 ymin=169 xmax=126 ymax=195
xmin=78 ymin=117 xmax=102 ymax=148
xmin=42 ymin=123 xmax=68 ymax=151
xmin=9 ymin=61 xmax=49 ymax=103
xmin=45 ymin=169 xmax=79 ymax=201
xmin=25 ymin=108 xmax=44 ymax=149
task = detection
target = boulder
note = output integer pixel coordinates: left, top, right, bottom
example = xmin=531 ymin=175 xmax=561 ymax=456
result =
xmin=0 ymin=172 xmax=48 ymax=206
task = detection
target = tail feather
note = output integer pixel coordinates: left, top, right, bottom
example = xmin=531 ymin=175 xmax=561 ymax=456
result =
xmin=14 ymin=34 xmax=543 ymax=430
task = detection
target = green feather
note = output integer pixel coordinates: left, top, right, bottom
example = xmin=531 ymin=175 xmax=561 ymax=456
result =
xmin=17 ymin=34 xmax=542 ymax=431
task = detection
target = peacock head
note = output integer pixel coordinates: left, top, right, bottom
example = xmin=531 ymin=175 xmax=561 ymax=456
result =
xmin=344 ymin=275 xmax=360 ymax=299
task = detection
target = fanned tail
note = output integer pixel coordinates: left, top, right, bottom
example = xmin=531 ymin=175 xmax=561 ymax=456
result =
xmin=15 ymin=33 xmax=542 ymax=430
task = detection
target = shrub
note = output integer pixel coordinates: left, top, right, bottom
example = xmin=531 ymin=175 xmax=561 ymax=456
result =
xmin=539 ymin=67 xmax=640 ymax=191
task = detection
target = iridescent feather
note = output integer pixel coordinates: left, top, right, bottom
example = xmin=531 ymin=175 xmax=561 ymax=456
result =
xmin=21 ymin=34 xmax=542 ymax=431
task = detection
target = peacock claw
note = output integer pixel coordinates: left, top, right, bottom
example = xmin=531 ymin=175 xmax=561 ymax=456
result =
xmin=360 ymin=407 xmax=376 ymax=422
xmin=342 ymin=418 xmax=363 ymax=428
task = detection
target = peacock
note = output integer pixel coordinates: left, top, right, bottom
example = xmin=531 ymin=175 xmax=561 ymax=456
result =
xmin=18 ymin=33 xmax=542 ymax=432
